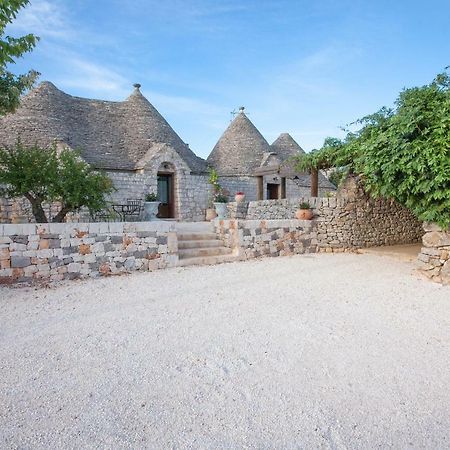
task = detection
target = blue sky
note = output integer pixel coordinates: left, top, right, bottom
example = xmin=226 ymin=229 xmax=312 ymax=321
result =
xmin=7 ymin=0 xmax=450 ymax=158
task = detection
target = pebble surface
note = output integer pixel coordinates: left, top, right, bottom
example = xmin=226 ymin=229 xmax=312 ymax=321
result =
xmin=1 ymin=253 xmax=449 ymax=449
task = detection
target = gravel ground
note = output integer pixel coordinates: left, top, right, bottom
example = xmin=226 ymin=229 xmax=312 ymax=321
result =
xmin=1 ymin=253 xmax=449 ymax=449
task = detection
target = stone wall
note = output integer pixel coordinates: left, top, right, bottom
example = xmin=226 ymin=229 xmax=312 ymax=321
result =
xmin=417 ymin=223 xmax=450 ymax=284
xmin=286 ymin=179 xmax=332 ymax=198
xmin=0 ymin=170 xmax=211 ymax=224
xmin=107 ymin=168 xmax=211 ymax=222
xmin=214 ymin=219 xmax=318 ymax=259
xmin=217 ymin=175 xmax=334 ymax=202
xmin=0 ymin=221 xmax=177 ymax=284
xmin=218 ymin=176 xmax=258 ymax=201
xmin=0 ymin=196 xmax=83 ymax=224
xmin=315 ymin=198 xmax=423 ymax=250
xmin=225 ymin=177 xmax=423 ymax=249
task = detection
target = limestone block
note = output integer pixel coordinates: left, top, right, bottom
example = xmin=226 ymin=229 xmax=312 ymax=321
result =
xmin=423 ymin=222 xmax=444 ymax=232
xmin=11 ymin=256 xmax=31 ymax=268
xmin=441 ymin=260 xmax=450 ymax=284
xmin=167 ymin=232 xmax=178 ymax=253
xmin=68 ymin=262 xmax=81 ymax=273
xmin=422 ymin=231 xmax=450 ymax=248
xmin=23 ymin=265 xmax=38 ymax=276
xmin=37 ymin=249 xmax=53 ymax=259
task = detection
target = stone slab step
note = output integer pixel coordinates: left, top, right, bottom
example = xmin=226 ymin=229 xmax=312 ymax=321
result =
xmin=179 ymin=247 xmax=233 ymax=259
xmin=178 ymin=233 xmax=218 ymax=241
xmin=178 ymin=239 xmax=224 ymax=249
xmin=177 ymin=253 xmax=238 ymax=267
xmin=176 ymin=222 xmax=213 ymax=233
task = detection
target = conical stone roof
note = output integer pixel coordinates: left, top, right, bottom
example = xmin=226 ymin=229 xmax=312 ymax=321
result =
xmin=0 ymin=82 xmax=207 ymax=173
xmin=207 ymin=111 xmax=271 ymax=176
xmin=269 ymin=134 xmax=336 ymax=189
xmin=270 ymin=133 xmax=305 ymax=161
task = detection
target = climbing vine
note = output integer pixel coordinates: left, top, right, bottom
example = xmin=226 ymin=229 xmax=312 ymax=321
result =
xmin=295 ymin=71 xmax=450 ymax=227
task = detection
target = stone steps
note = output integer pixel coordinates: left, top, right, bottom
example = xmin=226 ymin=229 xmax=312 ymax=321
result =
xmin=175 ymin=223 xmax=237 ymax=267
xmin=178 ymin=239 xmax=224 ymax=249
xmin=179 ymin=246 xmax=233 ymax=259
xmin=178 ymin=232 xmax=218 ymax=241
xmin=177 ymin=253 xmax=237 ymax=267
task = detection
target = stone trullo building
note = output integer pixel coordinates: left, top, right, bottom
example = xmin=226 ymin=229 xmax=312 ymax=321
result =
xmin=208 ymin=107 xmax=335 ymax=201
xmin=0 ymin=82 xmax=335 ymax=223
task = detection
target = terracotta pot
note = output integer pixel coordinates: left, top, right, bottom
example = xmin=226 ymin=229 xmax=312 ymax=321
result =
xmin=235 ymin=193 xmax=245 ymax=203
xmin=295 ymin=209 xmax=313 ymax=220
xmin=205 ymin=208 xmax=217 ymax=221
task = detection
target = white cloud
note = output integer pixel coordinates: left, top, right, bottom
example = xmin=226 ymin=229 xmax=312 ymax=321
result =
xmin=53 ymin=57 xmax=130 ymax=99
xmin=7 ymin=0 xmax=71 ymax=39
xmin=143 ymin=90 xmax=223 ymax=117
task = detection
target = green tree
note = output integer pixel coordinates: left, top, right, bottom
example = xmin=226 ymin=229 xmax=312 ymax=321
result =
xmin=1 ymin=0 xmax=39 ymax=115
xmin=296 ymin=72 xmax=450 ymax=228
xmin=0 ymin=142 xmax=114 ymax=222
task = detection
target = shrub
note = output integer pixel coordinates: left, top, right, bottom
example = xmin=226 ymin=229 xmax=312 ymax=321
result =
xmin=214 ymin=193 xmax=228 ymax=203
xmin=299 ymin=201 xmax=311 ymax=209
xmin=295 ymin=71 xmax=450 ymax=228
xmin=145 ymin=193 xmax=158 ymax=202
xmin=0 ymin=142 xmax=114 ymax=222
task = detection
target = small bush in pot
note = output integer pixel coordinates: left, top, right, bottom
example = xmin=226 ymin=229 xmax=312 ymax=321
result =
xmin=143 ymin=192 xmax=160 ymax=220
xmin=145 ymin=193 xmax=158 ymax=202
xmin=213 ymin=192 xmax=228 ymax=219
xmin=296 ymin=201 xmax=313 ymax=220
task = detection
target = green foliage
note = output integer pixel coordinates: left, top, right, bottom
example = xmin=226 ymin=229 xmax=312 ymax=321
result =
xmin=295 ymin=72 xmax=450 ymax=228
xmin=1 ymin=0 xmax=40 ymax=115
xmin=208 ymin=167 xmax=220 ymax=192
xmin=145 ymin=192 xmax=158 ymax=202
xmin=0 ymin=142 xmax=114 ymax=222
xmin=299 ymin=201 xmax=311 ymax=209
xmin=213 ymin=193 xmax=228 ymax=203
xmin=328 ymin=167 xmax=349 ymax=188
xmin=208 ymin=167 xmax=229 ymax=203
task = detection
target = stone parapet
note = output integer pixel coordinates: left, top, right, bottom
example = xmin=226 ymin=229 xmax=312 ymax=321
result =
xmin=0 ymin=221 xmax=178 ymax=284
xmin=225 ymin=196 xmax=422 ymax=249
xmin=214 ymin=219 xmax=318 ymax=259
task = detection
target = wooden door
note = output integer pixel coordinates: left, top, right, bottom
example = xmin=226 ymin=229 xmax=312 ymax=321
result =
xmin=157 ymin=173 xmax=174 ymax=218
xmin=267 ymin=183 xmax=279 ymax=200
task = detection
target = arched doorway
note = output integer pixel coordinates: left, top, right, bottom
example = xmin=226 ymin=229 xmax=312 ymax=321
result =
xmin=157 ymin=162 xmax=176 ymax=219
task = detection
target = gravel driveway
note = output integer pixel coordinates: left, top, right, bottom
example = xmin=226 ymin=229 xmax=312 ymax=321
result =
xmin=1 ymin=253 xmax=449 ymax=449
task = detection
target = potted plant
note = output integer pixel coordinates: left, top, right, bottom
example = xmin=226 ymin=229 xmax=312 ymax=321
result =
xmin=143 ymin=192 xmax=160 ymax=221
xmin=235 ymin=191 xmax=245 ymax=203
xmin=208 ymin=168 xmax=228 ymax=219
xmin=295 ymin=201 xmax=314 ymax=220
xmin=205 ymin=201 xmax=217 ymax=221
xmin=213 ymin=193 xmax=228 ymax=219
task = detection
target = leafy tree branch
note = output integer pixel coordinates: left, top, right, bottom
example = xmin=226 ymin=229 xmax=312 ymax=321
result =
xmin=1 ymin=0 xmax=40 ymax=115
xmin=0 ymin=142 xmax=115 ymax=222
xmin=295 ymin=71 xmax=450 ymax=228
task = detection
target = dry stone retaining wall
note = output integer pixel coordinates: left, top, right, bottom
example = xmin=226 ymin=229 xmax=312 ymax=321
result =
xmin=417 ymin=223 xmax=450 ymax=285
xmin=226 ymin=177 xmax=423 ymax=249
xmin=214 ymin=219 xmax=319 ymax=259
xmin=0 ymin=221 xmax=177 ymax=284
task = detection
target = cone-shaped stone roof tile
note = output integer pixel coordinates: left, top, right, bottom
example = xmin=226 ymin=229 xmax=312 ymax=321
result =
xmin=207 ymin=111 xmax=271 ymax=176
xmin=270 ymin=133 xmax=305 ymax=161
xmin=0 ymin=82 xmax=207 ymax=173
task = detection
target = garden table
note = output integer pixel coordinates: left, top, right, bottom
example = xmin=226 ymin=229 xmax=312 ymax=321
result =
xmin=111 ymin=203 xmax=142 ymax=221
